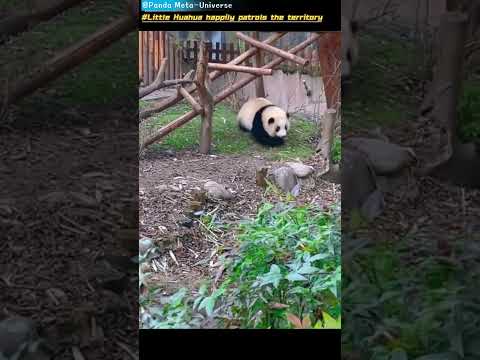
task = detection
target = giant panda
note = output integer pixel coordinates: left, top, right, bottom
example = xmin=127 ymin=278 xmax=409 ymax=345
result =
xmin=237 ymin=97 xmax=290 ymax=146
xmin=341 ymin=15 xmax=359 ymax=91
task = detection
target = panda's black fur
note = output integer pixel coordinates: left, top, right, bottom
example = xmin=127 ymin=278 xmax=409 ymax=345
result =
xmin=239 ymin=105 xmax=285 ymax=147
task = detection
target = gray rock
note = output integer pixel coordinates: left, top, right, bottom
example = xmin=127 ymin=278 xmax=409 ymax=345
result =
xmin=360 ymin=189 xmax=385 ymax=221
xmin=204 ymin=181 xmax=233 ymax=200
xmin=0 ymin=317 xmax=37 ymax=358
xmin=272 ymin=167 xmax=298 ymax=193
xmin=285 ymin=162 xmax=314 ymax=178
xmin=342 ymin=148 xmax=377 ymax=211
xmin=345 ymin=137 xmax=416 ymax=175
xmin=139 ymin=237 xmax=154 ymax=255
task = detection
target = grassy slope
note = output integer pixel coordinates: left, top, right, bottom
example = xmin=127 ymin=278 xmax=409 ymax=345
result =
xmin=141 ymin=102 xmax=319 ymax=160
xmin=1 ymin=1 xmax=137 ymax=107
xmin=342 ymin=25 xmax=480 ymax=359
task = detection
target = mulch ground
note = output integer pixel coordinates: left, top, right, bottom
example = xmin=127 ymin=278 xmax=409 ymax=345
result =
xmin=139 ymin=149 xmax=340 ymax=300
xmin=0 ymin=104 xmax=138 ymax=359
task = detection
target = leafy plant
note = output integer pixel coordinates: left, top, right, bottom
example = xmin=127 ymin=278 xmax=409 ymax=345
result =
xmin=213 ymin=202 xmax=341 ymax=329
xmin=141 ymin=288 xmax=202 ymax=329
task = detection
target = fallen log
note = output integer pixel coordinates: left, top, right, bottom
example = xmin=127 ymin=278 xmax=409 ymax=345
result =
xmin=140 ymin=33 xmax=322 ymax=150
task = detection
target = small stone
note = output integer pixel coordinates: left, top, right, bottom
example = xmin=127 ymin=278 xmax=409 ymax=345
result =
xmin=272 ymin=167 xmax=298 ymax=193
xmin=286 ymin=162 xmax=314 ymax=178
xmin=156 ymin=185 xmax=168 ymax=193
xmin=203 ymin=181 xmax=233 ymax=200
xmin=0 ymin=317 xmax=37 ymax=357
xmin=139 ymin=237 xmax=154 ymax=255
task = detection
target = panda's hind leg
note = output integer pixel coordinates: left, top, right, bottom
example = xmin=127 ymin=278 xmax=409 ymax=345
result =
xmin=238 ymin=123 xmax=249 ymax=132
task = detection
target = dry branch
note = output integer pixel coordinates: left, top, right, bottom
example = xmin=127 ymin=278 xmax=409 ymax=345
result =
xmin=139 ymin=32 xmax=286 ymax=120
xmin=139 ymin=58 xmax=167 ymax=98
xmin=0 ymin=0 xmax=88 ymax=43
xmin=236 ymin=32 xmax=309 ymax=66
xmin=207 ymin=63 xmax=272 ymax=76
xmin=140 ymin=33 xmax=322 ymax=150
xmin=179 ymin=86 xmax=202 ymax=113
xmin=8 ymin=15 xmax=136 ymax=105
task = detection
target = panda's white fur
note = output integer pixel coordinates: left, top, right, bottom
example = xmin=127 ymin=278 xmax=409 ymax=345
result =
xmin=237 ymin=97 xmax=290 ymax=146
xmin=341 ymin=15 xmax=359 ymax=84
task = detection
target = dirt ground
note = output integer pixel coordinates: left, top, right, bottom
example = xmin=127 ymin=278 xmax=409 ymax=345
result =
xmin=139 ymin=149 xmax=340 ymax=298
xmin=0 ymin=104 xmax=138 ymax=359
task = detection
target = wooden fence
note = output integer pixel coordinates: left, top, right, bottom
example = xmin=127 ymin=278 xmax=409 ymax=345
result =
xmin=139 ymin=31 xmax=183 ymax=85
xmin=139 ymin=32 xmax=332 ymax=86
xmin=183 ymin=40 xmax=241 ymax=64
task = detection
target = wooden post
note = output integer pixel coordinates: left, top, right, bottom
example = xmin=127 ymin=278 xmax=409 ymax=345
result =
xmin=317 ymin=109 xmax=336 ymax=163
xmin=236 ymin=31 xmax=309 ymax=66
xmin=435 ymin=12 xmax=468 ymax=145
xmin=196 ymin=42 xmax=214 ymax=154
xmin=318 ymin=33 xmax=341 ymax=110
xmin=8 ymin=15 xmax=136 ymax=105
xmin=253 ymin=31 xmax=266 ymax=98
xmin=149 ymin=32 xmax=155 ymax=84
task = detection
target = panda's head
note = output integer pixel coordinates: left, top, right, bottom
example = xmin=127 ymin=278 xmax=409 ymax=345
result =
xmin=262 ymin=106 xmax=290 ymax=139
xmin=341 ymin=16 xmax=359 ymax=86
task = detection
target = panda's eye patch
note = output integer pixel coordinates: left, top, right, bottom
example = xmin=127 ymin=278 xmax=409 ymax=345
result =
xmin=276 ymin=126 xmax=280 ymax=132
xmin=268 ymin=118 xmax=275 ymax=125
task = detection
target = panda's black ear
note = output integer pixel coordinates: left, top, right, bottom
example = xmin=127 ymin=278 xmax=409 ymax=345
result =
xmin=351 ymin=20 xmax=359 ymax=34
xmin=268 ymin=117 xmax=275 ymax=124
xmin=286 ymin=112 xmax=290 ymax=118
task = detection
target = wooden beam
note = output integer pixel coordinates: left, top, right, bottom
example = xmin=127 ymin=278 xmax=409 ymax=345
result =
xmin=140 ymin=33 xmax=322 ymax=150
xmin=236 ymin=31 xmax=309 ymax=66
xmin=8 ymin=15 xmax=136 ymax=105
xmin=178 ymin=86 xmax=202 ymax=113
xmin=139 ymin=32 xmax=286 ymax=120
xmin=207 ymin=63 xmax=273 ymax=76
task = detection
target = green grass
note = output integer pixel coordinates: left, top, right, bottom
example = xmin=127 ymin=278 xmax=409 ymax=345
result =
xmin=458 ymin=79 xmax=480 ymax=142
xmin=343 ymin=235 xmax=480 ymax=359
xmin=1 ymin=1 xmax=137 ymax=107
xmin=142 ymin=102 xmax=318 ymax=160
xmin=343 ymin=31 xmax=420 ymax=132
